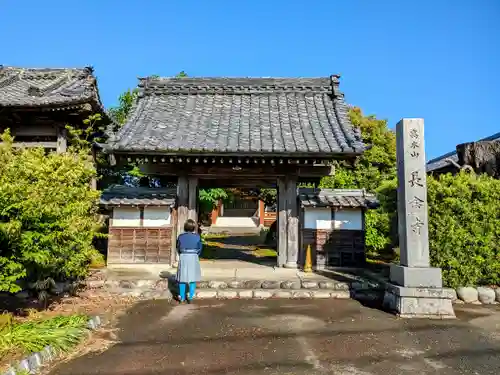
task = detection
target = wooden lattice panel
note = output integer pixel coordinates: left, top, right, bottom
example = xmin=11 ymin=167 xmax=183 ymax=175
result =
xmin=301 ymin=229 xmax=365 ymax=268
xmin=107 ymin=226 xmax=172 ymax=264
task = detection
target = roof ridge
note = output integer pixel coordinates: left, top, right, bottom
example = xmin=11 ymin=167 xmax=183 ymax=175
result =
xmin=0 ymin=66 xmax=94 ymax=72
xmin=137 ymin=76 xmax=343 ymax=96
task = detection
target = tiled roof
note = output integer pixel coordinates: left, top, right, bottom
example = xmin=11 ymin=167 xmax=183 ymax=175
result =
xmin=100 ymin=185 xmax=176 ymax=207
xmin=0 ymin=66 xmax=104 ymax=110
xmin=426 ymin=131 xmax=500 ymax=172
xmin=298 ymin=188 xmax=378 ymax=209
xmin=105 ymin=75 xmax=365 ymax=156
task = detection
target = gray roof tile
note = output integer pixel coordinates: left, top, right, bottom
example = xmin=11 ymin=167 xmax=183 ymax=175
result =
xmin=106 ymin=76 xmax=365 ymax=156
xmin=0 ymin=66 xmax=104 ymax=110
xmin=100 ymin=185 xmax=176 ymax=207
xmin=298 ymin=188 xmax=378 ymax=209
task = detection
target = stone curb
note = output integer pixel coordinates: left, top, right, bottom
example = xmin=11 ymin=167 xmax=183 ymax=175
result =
xmin=195 ymin=289 xmax=352 ymax=299
xmin=86 ymin=278 xmax=383 ymax=292
xmin=3 ymin=316 xmax=103 ymax=375
xmin=454 ymin=286 xmax=500 ymax=305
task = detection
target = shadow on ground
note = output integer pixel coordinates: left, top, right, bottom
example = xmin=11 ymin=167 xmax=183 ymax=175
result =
xmin=47 ymin=298 xmax=500 ymax=375
xmin=201 ymin=234 xmax=277 ymax=266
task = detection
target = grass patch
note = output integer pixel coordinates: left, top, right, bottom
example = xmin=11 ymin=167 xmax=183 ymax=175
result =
xmin=201 ymin=233 xmax=229 ymax=241
xmin=252 ymin=247 xmax=277 ymax=258
xmin=200 ymin=240 xmax=277 ymax=260
xmin=0 ymin=313 xmax=90 ymax=360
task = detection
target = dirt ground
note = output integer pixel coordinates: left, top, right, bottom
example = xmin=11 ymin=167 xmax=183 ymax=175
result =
xmin=42 ymin=298 xmax=500 ymax=375
xmin=0 ymin=286 xmax=139 ymax=373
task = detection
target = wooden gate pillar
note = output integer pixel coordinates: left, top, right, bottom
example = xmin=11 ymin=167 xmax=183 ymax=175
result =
xmin=285 ymin=177 xmax=299 ymax=268
xmin=277 ymin=177 xmax=288 ymax=267
xmin=177 ymin=175 xmax=189 ymax=232
xmin=188 ymin=176 xmax=199 ymax=229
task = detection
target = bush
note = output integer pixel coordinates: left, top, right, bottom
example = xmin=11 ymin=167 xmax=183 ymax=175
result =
xmin=427 ymin=171 xmax=500 ymax=288
xmin=0 ymin=131 xmax=103 ymax=293
xmin=373 ymin=171 xmax=500 ymax=287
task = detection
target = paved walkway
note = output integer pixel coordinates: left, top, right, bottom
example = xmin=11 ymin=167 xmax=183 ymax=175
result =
xmin=49 ymin=300 xmax=500 ymax=375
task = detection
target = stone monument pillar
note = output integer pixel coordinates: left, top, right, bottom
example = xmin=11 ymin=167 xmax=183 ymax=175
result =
xmin=383 ymin=118 xmax=455 ymax=318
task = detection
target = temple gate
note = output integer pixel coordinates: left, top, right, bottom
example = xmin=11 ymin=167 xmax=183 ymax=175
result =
xmin=102 ymin=75 xmax=366 ymax=268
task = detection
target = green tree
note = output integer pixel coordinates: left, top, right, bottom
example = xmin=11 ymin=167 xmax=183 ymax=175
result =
xmin=319 ymin=107 xmax=397 ymax=256
xmin=320 ymin=107 xmax=396 ymax=191
xmin=108 ymin=89 xmax=139 ymax=126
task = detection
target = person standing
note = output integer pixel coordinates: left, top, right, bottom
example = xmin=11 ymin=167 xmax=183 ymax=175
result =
xmin=176 ymin=219 xmax=202 ymax=303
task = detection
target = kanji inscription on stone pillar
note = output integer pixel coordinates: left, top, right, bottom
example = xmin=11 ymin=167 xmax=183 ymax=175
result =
xmin=396 ymin=118 xmax=430 ymax=267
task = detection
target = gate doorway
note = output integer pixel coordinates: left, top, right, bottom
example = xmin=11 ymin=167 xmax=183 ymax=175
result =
xmin=197 ymin=185 xmax=277 ymax=267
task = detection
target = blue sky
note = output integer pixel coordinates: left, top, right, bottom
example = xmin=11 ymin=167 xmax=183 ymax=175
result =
xmin=2 ymin=0 xmax=499 ymax=159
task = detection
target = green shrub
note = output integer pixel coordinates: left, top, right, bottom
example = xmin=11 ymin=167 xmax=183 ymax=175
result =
xmin=372 ymin=171 xmax=500 ymax=287
xmin=427 ymin=171 xmax=500 ymax=287
xmin=0 ymin=131 xmax=103 ymax=293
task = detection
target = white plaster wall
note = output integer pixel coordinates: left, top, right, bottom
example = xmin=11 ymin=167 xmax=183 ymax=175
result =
xmin=112 ymin=207 xmax=140 ymax=227
xmin=304 ymin=208 xmax=333 ymax=230
xmin=143 ymin=206 xmax=171 ymax=227
xmin=334 ymin=209 xmax=363 ymax=230
xmin=214 ymin=217 xmax=259 ymax=228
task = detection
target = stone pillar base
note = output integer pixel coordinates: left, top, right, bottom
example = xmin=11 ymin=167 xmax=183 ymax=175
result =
xmin=383 ymin=284 xmax=456 ymax=319
xmin=390 ymin=264 xmax=442 ymax=288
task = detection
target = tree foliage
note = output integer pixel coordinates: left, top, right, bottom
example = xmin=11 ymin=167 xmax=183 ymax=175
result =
xmin=0 ymin=131 xmax=103 ymax=293
xmin=319 ymin=107 xmax=397 ymax=256
xmin=108 ymin=89 xmax=139 ymax=126
xmin=320 ymin=107 xmax=396 ymax=191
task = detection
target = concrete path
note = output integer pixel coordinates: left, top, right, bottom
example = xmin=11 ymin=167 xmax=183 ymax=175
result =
xmin=49 ymin=300 xmax=500 ymax=375
xmin=106 ymin=261 xmax=364 ymax=282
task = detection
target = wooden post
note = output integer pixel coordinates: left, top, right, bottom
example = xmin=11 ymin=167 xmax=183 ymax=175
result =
xmin=277 ymin=177 xmax=288 ymax=267
xmin=177 ymin=176 xmax=189 ymax=235
xmin=258 ymin=200 xmax=265 ymax=226
xmin=211 ymin=200 xmax=221 ymax=225
xmin=170 ymin=206 xmax=178 ymax=265
xmin=285 ymin=177 xmax=298 ymax=268
xmin=56 ymin=126 xmax=67 ymax=153
xmin=188 ymin=176 xmax=198 ymax=228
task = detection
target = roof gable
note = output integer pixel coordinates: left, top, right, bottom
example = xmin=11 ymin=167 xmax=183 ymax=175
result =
xmin=0 ymin=66 xmax=104 ymax=110
xmin=100 ymin=185 xmax=176 ymax=207
xmin=298 ymin=188 xmax=378 ymax=209
xmin=106 ymin=75 xmax=365 ymax=156
xmin=427 ymin=131 xmax=500 ymax=172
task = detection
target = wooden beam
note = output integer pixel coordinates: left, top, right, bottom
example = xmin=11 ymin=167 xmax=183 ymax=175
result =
xmin=142 ymin=163 xmax=332 ymax=178
xmin=11 ymin=124 xmax=57 ymax=137
xmin=277 ymin=177 xmax=288 ymax=267
xmin=285 ymin=177 xmax=299 ymax=268
xmin=7 ymin=141 xmax=58 ymax=149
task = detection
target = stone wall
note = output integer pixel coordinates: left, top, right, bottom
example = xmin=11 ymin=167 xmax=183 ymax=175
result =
xmin=301 ymin=229 xmax=365 ymax=268
xmin=107 ymin=226 xmax=173 ymax=264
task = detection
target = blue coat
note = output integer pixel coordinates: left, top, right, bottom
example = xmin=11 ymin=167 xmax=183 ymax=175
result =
xmin=177 ymin=232 xmax=202 ymax=255
xmin=176 ymin=232 xmax=202 ymax=283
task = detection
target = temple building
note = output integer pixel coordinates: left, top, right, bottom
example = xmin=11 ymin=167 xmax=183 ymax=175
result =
xmin=0 ymin=66 xmax=106 ymax=152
